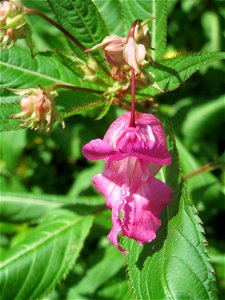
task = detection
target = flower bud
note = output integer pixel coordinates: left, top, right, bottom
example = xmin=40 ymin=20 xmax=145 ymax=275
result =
xmin=86 ymin=35 xmax=127 ymax=68
xmin=0 ymin=0 xmax=28 ymax=49
xmin=134 ymin=18 xmax=153 ymax=50
xmin=9 ymin=86 xmax=65 ymax=132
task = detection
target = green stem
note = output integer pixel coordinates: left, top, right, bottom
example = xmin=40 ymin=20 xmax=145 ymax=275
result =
xmin=50 ymin=84 xmax=103 ymax=94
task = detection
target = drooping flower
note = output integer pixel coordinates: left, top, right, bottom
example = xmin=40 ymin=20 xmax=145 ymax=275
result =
xmin=9 ymin=86 xmax=64 ymax=132
xmin=82 ymin=112 xmax=172 ymax=253
xmin=85 ymin=24 xmax=147 ymax=74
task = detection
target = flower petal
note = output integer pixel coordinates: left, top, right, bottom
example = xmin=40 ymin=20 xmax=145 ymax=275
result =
xmin=82 ymin=139 xmax=115 ymax=160
xmin=123 ymin=37 xmax=145 ymax=73
xmin=121 ymin=177 xmax=173 ymax=245
xmin=86 ymin=35 xmax=125 ymax=52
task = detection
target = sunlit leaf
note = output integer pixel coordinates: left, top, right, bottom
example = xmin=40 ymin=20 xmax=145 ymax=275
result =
xmin=0 ymin=209 xmax=94 ymax=300
xmin=124 ymin=116 xmax=217 ymax=299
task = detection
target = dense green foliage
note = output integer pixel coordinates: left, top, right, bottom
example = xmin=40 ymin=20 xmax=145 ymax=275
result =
xmin=0 ymin=0 xmax=224 ymax=299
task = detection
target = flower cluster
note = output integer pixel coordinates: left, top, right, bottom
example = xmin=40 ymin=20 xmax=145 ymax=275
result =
xmin=10 ymin=86 xmax=65 ymax=132
xmin=0 ymin=0 xmax=28 ymax=49
xmin=83 ymin=112 xmax=172 ymax=253
xmin=86 ymin=19 xmax=163 ymax=93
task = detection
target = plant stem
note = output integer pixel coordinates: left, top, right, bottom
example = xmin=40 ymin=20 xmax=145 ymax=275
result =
xmin=128 ymin=20 xmax=140 ymax=128
xmin=24 ymin=8 xmax=111 ymax=79
xmin=183 ymin=162 xmax=216 ymax=180
xmin=24 ymin=8 xmax=86 ymax=52
xmin=129 ymin=68 xmax=136 ymax=127
xmin=50 ymin=84 xmax=103 ymax=94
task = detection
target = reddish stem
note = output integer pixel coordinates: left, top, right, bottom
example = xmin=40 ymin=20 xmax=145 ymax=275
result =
xmin=24 ymin=8 xmax=86 ymax=52
xmin=129 ymin=68 xmax=136 ymax=127
xmin=128 ymin=20 xmax=140 ymax=128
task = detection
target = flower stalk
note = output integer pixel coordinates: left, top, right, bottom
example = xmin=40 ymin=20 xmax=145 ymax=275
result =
xmin=24 ymin=7 xmax=86 ymax=52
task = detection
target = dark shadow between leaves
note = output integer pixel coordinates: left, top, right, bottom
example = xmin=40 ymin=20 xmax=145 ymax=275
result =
xmin=63 ymin=203 xmax=106 ymax=215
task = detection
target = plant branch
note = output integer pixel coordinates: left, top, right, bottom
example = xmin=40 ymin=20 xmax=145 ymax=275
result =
xmin=50 ymin=84 xmax=103 ymax=94
xmin=24 ymin=7 xmax=86 ymax=52
xmin=183 ymin=162 xmax=223 ymax=180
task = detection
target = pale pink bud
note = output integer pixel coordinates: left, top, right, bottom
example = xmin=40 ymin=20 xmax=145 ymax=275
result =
xmin=10 ymin=86 xmax=65 ymax=132
xmin=123 ymin=36 xmax=146 ymax=73
xmin=86 ymin=35 xmax=127 ymax=67
xmin=0 ymin=0 xmax=28 ymax=49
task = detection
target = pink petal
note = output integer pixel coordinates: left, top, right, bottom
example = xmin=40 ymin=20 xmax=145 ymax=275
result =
xmin=82 ymin=139 xmax=115 ymax=160
xmin=86 ymin=35 xmax=126 ymax=52
xmin=123 ymin=37 xmax=145 ymax=73
xmin=121 ymin=177 xmax=173 ymax=244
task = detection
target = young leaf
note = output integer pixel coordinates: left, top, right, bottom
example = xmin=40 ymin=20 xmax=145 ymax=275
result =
xmin=140 ymin=52 xmax=225 ymax=96
xmin=123 ymin=116 xmax=217 ymax=299
xmin=0 ymin=209 xmax=94 ymax=300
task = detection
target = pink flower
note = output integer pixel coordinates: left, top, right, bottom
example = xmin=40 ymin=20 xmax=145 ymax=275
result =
xmin=82 ymin=112 xmax=172 ymax=253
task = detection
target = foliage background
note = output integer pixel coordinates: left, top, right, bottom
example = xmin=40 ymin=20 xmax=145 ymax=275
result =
xmin=0 ymin=0 xmax=224 ymax=299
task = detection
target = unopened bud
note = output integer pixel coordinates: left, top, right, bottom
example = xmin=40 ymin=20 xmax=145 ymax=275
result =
xmin=136 ymin=70 xmax=164 ymax=93
xmin=0 ymin=0 xmax=30 ymax=49
xmin=9 ymin=86 xmax=65 ymax=132
xmin=134 ymin=18 xmax=153 ymax=50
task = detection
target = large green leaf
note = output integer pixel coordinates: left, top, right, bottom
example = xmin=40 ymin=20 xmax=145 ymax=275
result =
xmin=0 ymin=193 xmax=104 ymax=223
xmin=0 ymin=46 xmax=103 ymax=131
xmin=140 ymin=52 xmax=225 ymax=96
xmin=123 ymin=116 xmax=217 ymax=299
xmin=93 ymin=0 xmax=125 ymax=36
xmin=47 ymin=0 xmax=109 ymax=54
xmin=0 ymin=209 xmax=94 ymax=300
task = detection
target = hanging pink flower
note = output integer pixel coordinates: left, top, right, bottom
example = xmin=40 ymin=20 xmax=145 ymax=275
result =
xmin=82 ymin=112 xmax=172 ymax=253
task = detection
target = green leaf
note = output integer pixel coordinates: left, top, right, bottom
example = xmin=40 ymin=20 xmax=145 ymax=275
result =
xmin=67 ymin=245 xmax=124 ymax=299
xmin=140 ymin=52 xmax=225 ymax=96
xmin=181 ymin=95 xmax=224 ymax=146
xmin=0 ymin=46 xmax=102 ymax=131
xmin=95 ymin=280 xmax=132 ymax=300
xmin=175 ymin=138 xmax=223 ymax=215
xmin=47 ymin=0 xmax=109 ymax=55
xmin=93 ymin=0 xmax=125 ymax=35
xmin=123 ymin=116 xmax=217 ymax=299
xmin=68 ymin=161 xmax=104 ymax=197
xmin=0 ymin=193 xmax=104 ymax=223
xmin=0 ymin=209 xmax=94 ymax=300
xmin=118 ymin=0 xmax=167 ymax=58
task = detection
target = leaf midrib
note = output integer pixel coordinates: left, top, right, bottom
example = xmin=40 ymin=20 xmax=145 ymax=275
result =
xmin=0 ymin=216 xmax=83 ymax=269
xmin=0 ymin=61 xmax=72 ymax=86
xmin=1 ymin=195 xmax=63 ymax=208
